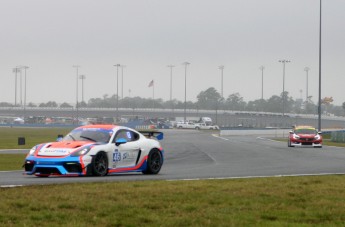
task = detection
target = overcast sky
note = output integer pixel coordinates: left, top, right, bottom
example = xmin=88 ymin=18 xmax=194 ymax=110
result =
xmin=1 ymin=0 xmax=345 ymax=105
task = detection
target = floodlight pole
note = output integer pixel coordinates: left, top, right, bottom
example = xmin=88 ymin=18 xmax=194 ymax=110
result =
xmin=114 ymin=64 xmax=121 ymax=121
xmin=318 ymin=0 xmax=322 ymax=132
xmin=304 ymin=67 xmax=310 ymax=114
xmin=22 ymin=66 xmax=29 ymax=120
xmin=218 ymin=65 xmax=224 ymax=99
xmin=79 ymin=75 xmax=86 ymax=103
xmin=121 ymin=65 xmax=126 ymax=99
xmin=73 ymin=65 xmax=80 ymax=125
xmin=167 ymin=65 xmax=175 ymax=103
xmin=259 ymin=66 xmax=265 ymax=100
xmin=182 ymin=62 xmax=190 ymax=122
xmin=20 ymin=67 xmax=23 ymax=107
xmin=278 ymin=59 xmax=290 ymax=117
xmin=13 ymin=67 xmax=21 ymax=106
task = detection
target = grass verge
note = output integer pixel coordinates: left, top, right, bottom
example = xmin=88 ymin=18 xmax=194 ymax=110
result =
xmin=0 ymin=127 xmax=72 ymax=149
xmin=0 ymin=154 xmax=26 ymax=171
xmin=1 ymin=175 xmax=345 ymax=226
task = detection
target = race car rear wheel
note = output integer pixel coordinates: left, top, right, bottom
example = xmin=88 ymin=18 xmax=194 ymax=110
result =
xmin=143 ymin=149 xmax=162 ymax=174
xmin=91 ymin=151 xmax=108 ymax=176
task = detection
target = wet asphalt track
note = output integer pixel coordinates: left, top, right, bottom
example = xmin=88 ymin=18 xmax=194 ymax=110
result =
xmin=1 ymin=129 xmax=345 ymax=187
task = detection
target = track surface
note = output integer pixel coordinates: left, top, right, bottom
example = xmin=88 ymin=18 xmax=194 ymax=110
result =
xmin=1 ymin=129 xmax=345 ymax=186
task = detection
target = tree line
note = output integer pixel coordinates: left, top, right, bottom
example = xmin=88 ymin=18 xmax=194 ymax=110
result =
xmin=1 ymin=87 xmax=344 ymax=116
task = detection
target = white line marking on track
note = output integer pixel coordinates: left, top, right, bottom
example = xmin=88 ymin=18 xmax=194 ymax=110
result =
xmin=257 ymin=137 xmax=282 ymax=142
xmin=1 ymin=185 xmax=23 ymax=188
xmin=166 ymin=173 xmax=345 ymax=182
xmin=212 ymin=134 xmax=228 ymax=140
xmin=0 ymin=149 xmax=28 ymax=151
xmin=0 ymin=170 xmax=22 ymax=173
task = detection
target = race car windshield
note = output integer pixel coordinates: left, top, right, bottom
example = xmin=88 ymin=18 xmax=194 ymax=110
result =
xmin=63 ymin=129 xmax=112 ymax=143
xmin=294 ymin=129 xmax=316 ymax=135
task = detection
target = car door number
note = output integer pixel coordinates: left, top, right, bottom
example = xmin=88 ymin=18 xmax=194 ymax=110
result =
xmin=113 ymin=150 xmax=121 ymax=162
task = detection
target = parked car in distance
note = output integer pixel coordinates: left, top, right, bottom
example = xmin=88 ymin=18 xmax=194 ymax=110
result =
xmin=176 ymin=121 xmax=196 ymax=129
xmin=194 ymin=123 xmax=219 ymax=130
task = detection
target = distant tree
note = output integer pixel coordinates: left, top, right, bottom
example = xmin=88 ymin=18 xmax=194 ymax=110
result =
xmin=60 ymin=102 xmax=73 ymax=108
xmin=265 ymin=95 xmax=281 ymax=113
xmin=78 ymin=101 xmax=87 ymax=108
xmin=322 ymin=97 xmax=334 ymax=114
xmin=88 ymin=97 xmax=104 ymax=108
xmin=0 ymin=102 xmax=13 ymax=107
xmin=247 ymin=99 xmax=266 ymax=112
xmin=293 ymin=98 xmax=304 ymax=114
xmin=197 ymin=87 xmax=222 ymax=110
xmin=27 ymin=102 xmax=37 ymax=107
xmin=226 ymin=93 xmax=246 ymax=111
xmin=39 ymin=101 xmax=58 ymax=108
xmin=162 ymin=99 xmax=179 ymax=109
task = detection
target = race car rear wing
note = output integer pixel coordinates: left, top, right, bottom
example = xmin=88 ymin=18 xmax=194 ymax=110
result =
xmin=139 ymin=131 xmax=164 ymax=140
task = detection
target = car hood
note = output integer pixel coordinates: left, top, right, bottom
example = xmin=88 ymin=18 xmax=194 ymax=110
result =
xmin=37 ymin=141 xmax=94 ymax=157
xmin=296 ymin=134 xmax=316 ymax=138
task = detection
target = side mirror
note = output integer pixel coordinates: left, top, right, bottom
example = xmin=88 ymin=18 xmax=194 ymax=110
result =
xmin=156 ymin=132 xmax=164 ymax=140
xmin=289 ymin=131 xmax=293 ymax=134
xmin=115 ymin=138 xmax=127 ymax=146
xmin=57 ymin=135 xmax=63 ymax=142
xmin=318 ymin=131 xmax=322 ymax=134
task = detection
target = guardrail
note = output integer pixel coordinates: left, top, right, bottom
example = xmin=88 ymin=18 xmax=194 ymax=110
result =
xmin=220 ymin=128 xmax=290 ymax=137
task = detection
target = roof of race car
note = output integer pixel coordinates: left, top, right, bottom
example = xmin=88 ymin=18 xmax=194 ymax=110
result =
xmin=76 ymin=124 xmax=119 ymax=130
xmin=294 ymin=125 xmax=316 ymax=130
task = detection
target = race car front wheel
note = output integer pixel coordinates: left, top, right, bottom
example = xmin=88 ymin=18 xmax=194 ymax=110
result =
xmin=91 ymin=151 xmax=108 ymax=176
xmin=288 ymin=139 xmax=293 ymax=147
xmin=143 ymin=149 xmax=162 ymax=174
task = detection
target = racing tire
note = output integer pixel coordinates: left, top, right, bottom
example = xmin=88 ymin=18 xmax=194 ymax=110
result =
xmin=287 ymin=140 xmax=293 ymax=147
xmin=36 ymin=174 xmax=50 ymax=178
xmin=195 ymin=127 xmax=200 ymax=130
xmin=178 ymin=126 xmax=183 ymax=129
xmin=91 ymin=151 xmax=108 ymax=176
xmin=143 ymin=149 xmax=163 ymax=175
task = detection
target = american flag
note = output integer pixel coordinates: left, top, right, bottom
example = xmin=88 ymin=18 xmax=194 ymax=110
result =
xmin=148 ymin=80 xmax=154 ymax=87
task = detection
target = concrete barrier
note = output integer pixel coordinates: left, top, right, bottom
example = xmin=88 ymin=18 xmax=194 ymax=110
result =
xmin=220 ymin=128 xmax=290 ymax=137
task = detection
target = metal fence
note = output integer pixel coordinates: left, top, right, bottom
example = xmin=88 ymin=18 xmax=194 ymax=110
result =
xmin=331 ymin=130 xmax=345 ymax=143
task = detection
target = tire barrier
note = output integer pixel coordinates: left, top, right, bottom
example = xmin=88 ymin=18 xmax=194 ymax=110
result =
xmin=135 ymin=125 xmax=156 ymax=130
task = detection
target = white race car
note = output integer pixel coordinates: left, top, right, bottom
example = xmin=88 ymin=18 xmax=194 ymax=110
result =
xmin=24 ymin=125 xmax=164 ymax=177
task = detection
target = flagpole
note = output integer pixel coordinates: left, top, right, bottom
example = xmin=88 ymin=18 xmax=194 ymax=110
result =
xmin=153 ymin=81 xmax=155 ymax=110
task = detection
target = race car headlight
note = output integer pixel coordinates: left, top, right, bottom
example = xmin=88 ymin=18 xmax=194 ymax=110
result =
xmin=314 ymin=134 xmax=321 ymax=140
xmin=28 ymin=146 xmax=38 ymax=156
xmin=71 ymin=146 xmax=92 ymax=157
xmin=293 ymin=134 xmax=300 ymax=139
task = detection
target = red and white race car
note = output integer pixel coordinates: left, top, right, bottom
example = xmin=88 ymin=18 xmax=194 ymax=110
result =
xmin=288 ymin=126 xmax=322 ymax=148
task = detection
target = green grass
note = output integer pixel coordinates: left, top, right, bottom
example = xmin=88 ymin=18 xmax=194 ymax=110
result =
xmin=0 ymin=154 xmax=26 ymax=171
xmin=1 ymin=176 xmax=345 ymax=226
xmin=0 ymin=127 xmax=72 ymax=149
